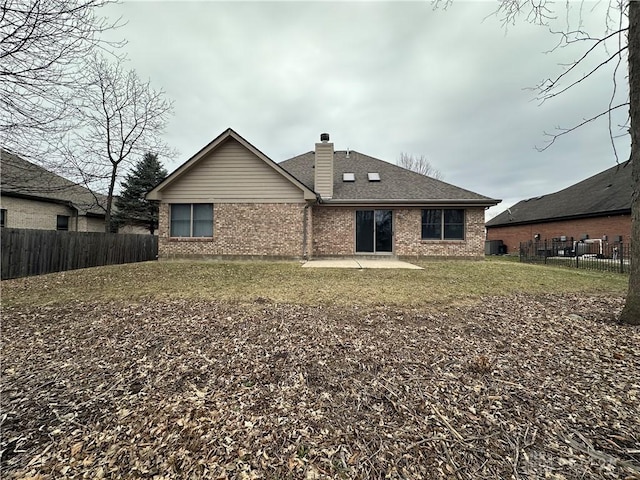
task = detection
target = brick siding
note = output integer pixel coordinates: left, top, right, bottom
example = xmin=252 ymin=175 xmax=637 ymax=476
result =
xmin=77 ymin=215 xmax=107 ymax=233
xmin=304 ymin=205 xmax=313 ymax=258
xmin=486 ymin=214 xmax=631 ymax=254
xmin=395 ymin=207 xmax=485 ymax=258
xmin=312 ymin=207 xmax=355 ymax=256
xmin=312 ymin=206 xmax=486 ymax=258
xmin=158 ymin=202 xmax=307 ymax=258
xmin=0 ymin=195 xmax=104 ymax=232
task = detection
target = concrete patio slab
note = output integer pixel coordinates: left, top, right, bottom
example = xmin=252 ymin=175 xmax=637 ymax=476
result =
xmin=302 ymin=258 xmax=423 ymax=269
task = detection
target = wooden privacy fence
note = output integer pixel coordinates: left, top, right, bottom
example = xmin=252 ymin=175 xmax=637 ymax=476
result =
xmin=1 ymin=228 xmax=158 ymax=280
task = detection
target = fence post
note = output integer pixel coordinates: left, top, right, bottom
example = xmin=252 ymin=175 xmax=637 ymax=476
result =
xmin=576 ymin=245 xmax=579 ymax=269
xmin=519 ymin=242 xmax=523 ymax=263
xmin=620 ymin=243 xmax=624 ymax=274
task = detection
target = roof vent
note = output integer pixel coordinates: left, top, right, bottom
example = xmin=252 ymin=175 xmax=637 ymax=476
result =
xmin=320 ymin=133 xmax=330 ymax=142
xmin=367 ymin=172 xmax=380 ymax=182
xmin=343 ymin=173 xmax=355 ymax=182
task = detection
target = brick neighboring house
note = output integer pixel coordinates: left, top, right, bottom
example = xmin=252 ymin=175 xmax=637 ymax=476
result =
xmin=486 ymin=160 xmax=632 ymax=253
xmin=147 ymin=129 xmax=500 ymax=260
xmin=1 ymin=150 xmax=108 ymax=232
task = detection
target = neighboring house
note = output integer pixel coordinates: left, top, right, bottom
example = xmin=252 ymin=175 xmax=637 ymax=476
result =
xmin=147 ymin=129 xmax=499 ymax=260
xmin=1 ymin=150 xmax=108 ymax=232
xmin=486 ymin=160 xmax=632 ymax=253
xmin=117 ymin=224 xmax=157 ymax=235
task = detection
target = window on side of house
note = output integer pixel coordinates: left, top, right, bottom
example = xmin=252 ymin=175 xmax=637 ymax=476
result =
xmin=0 ymin=208 xmax=6 ymax=228
xmin=57 ymin=215 xmax=70 ymax=231
xmin=170 ymin=203 xmax=213 ymax=237
xmin=421 ymin=209 xmax=465 ymax=240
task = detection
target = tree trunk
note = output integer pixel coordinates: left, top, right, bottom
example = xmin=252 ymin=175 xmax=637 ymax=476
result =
xmin=619 ymin=0 xmax=640 ymax=325
xmin=105 ymin=165 xmax=118 ymax=233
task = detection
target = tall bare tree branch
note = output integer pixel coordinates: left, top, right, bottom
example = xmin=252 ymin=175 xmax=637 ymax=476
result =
xmin=486 ymin=0 xmax=638 ymax=323
xmin=537 ymin=102 xmax=629 ymax=151
xmin=59 ymin=54 xmax=174 ymax=231
xmin=0 ymin=0 xmax=123 ymax=158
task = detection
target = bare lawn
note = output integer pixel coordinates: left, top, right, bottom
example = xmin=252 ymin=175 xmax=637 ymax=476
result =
xmin=1 ymin=261 xmax=638 ymax=479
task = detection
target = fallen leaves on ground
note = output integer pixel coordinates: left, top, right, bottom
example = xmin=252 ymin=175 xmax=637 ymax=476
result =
xmin=1 ymin=293 xmax=639 ymax=479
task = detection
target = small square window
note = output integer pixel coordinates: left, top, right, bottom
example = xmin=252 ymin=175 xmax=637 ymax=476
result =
xmin=367 ymin=172 xmax=380 ymax=182
xmin=57 ymin=215 xmax=69 ymax=231
xmin=0 ymin=208 xmax=6 ymax=228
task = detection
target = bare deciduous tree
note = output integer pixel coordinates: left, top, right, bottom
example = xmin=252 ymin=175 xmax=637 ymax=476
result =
xmin=0 ymin=0 xmax=122 ymax=156
xmin=398 ymin=152 xmax=444 ymax=180
xmin=493 ymin=0 xmax=638 ymax=325
xmin=59 ymin=54 xmax=174 ymax=231
xmin=435 ymin=0 xmax=638 ymax=324
xmin=625 ymin=1 xmax=640 ymax=324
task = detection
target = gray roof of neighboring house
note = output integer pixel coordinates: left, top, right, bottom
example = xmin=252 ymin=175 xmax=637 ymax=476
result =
xmin=486 ymin=160 xmax=633 ymax=228
xmin=280 ymin=150 xmax=498 ymax=205
xmin=1 ymin=149 xmax=107 ymax=216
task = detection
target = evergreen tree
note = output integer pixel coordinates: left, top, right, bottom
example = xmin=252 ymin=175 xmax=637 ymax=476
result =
xmin=113 ymin=153 xmax=167 ymax=234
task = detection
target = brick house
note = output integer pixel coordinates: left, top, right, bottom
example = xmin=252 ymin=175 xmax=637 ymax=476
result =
xmin=486 ymin=160 xmax=632 ymax=253
xmin=147 ymin=129 xmax=499 ymax=260
xmin=1 ymin=150 xmax=108 ymax=232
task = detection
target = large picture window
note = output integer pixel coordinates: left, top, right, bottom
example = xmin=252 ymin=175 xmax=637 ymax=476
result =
xmin=170 ymin=204 xmax=213 ymax=237
xmin=422 ymin=209 xmax=465 ymax=240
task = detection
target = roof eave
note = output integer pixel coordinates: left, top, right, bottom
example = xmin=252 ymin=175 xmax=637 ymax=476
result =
xmin=486 ymin=208 xmax=632 ymax=228
xmin=1 ymin=190 xmax=79 ymax=209
xmin=319 ymin=198 xmax=501 ymax=207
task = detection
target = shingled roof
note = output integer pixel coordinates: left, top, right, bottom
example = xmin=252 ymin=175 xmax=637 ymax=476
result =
xmin=1 ymin=150 xmax=107 ymax=216
xmin=280 ymin=150 xmax=498 ymax=205
xmin=486 ymin=160 xmax=632 ymax=227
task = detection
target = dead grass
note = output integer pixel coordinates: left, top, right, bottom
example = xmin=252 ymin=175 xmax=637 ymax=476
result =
xmin=0 ymin=259 xmax=628 ymax=309
xmin=1 ymin=260 xmax=637 ymax=478
xmin=2 ymin=294 xmax=638 ymax=479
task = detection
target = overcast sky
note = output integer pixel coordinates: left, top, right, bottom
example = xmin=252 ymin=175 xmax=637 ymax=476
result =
xmin=102 ymin=1 xmax=630 ymax=218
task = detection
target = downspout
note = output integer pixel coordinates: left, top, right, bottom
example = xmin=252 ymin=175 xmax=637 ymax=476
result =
xmin=68 ymin=203 xmax=79 ymax=231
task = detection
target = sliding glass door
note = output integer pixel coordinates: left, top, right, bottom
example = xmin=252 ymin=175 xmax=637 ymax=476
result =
xmin=355 ymin=210 xmax=393 ymax=253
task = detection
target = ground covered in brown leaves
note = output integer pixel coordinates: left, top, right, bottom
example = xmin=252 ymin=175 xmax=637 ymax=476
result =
xmin=2 ymin=293 xmax=639 ymax=479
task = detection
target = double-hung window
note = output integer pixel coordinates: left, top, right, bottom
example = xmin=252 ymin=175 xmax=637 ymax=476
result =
xmin=421 ymin=209 xmax=465 ymax=240
xmin=170 ymin=204 xmax=213 ymax=237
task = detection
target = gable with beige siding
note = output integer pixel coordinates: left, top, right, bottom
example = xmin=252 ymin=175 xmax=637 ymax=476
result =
xmin=158 ymin=138 xmax=306 ymax=203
